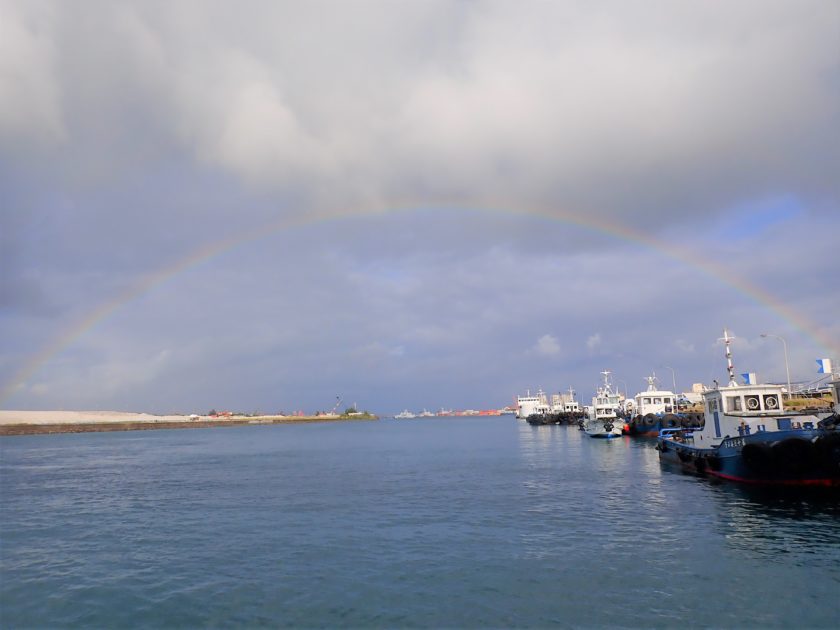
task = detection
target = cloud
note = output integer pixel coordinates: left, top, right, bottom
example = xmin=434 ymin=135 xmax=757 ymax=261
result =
xmin=0 ymin=1 xmax=837 ymax=413
xmin=0 ymin=1 xmax=65 ymax=147
xmin=534 ymin=334 xmax=561 ymax=357
xmin=674 ymin=339 xmax=696 ymax=354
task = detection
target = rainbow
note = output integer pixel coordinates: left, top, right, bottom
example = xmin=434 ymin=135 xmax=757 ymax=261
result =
xmin=2 ymin=204 xmax=836 ymax=404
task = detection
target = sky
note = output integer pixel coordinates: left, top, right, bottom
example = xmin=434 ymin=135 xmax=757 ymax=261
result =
xmin=1 ymin=0 xmax=839 ymax=415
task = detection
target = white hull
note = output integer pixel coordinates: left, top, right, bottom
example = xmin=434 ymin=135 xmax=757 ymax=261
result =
xmin=584 ymin=418 xmax=623 ymax=438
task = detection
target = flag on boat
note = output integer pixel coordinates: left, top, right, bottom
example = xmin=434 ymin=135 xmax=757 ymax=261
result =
xmin=816 ymin=358 xmax=833 ymax=374
xmin=741 ymin=372 xmax=757 ymax=385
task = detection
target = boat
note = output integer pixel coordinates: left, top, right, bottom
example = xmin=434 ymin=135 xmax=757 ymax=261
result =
xmin=395 ymin=410 xmax=416 ymax=419
xmin=625 ymin=375 xmax=704 ymax=436
xmin=417 ymin=409 xmax=435 ymax=418
xmin=656 ymin=329 xmax=840 ymax=487
xmin=516 ymin=389 xmax=550 ymax=420
xmin=583 ymin=371 xmax=624 ymax=438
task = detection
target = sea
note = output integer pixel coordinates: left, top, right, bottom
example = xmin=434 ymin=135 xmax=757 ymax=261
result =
xmin=1 ymin=416 xmax=838 ymax=628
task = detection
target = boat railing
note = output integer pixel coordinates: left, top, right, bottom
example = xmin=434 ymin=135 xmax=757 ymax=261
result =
xmin=658 ymin=427 xmax=695 ymax=444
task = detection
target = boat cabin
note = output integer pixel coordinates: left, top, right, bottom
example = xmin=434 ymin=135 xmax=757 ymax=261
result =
xmin=634 ymin=375 xmax=676 ymax=416
xmin=689 ymin=383 xmax=822 ymax=445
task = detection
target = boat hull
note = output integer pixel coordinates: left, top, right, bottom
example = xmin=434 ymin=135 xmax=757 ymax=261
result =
xmin=657 ymin=429 xmax=840 ymax=487
xmin=625 ymin=413 xmax=705 ymax=437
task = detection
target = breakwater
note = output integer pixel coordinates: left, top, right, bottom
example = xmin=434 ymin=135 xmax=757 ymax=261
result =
xmin=0 ymin=411 xmax=376 ymax=436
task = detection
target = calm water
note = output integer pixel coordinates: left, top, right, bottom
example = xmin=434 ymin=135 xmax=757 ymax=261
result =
xmin=1 ymin=417 xmax=838 ymax=628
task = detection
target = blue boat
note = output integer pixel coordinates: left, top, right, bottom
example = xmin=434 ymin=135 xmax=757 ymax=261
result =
xmin=657 ymin=329 xmax=840 ymax=487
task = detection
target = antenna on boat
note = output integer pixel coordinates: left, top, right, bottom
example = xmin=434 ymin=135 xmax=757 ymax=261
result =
xmin=719 ymin=328 xmax=737 ymax=386
xmin=600 ymin=370 xmax=612 ymax=393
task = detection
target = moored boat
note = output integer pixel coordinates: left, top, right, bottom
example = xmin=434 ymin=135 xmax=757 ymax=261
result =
xmin=584 ymin=371 xmax=624 ymax=438
xmin=516 ymin=389 xmax=550 ymax=420
xmin=625 ymin=374 xmax=704 ymax=436
xmin=395 ymin=410 xmax=416 ymax=419
xmin=656 ymin=329 xmax=840 ymax=487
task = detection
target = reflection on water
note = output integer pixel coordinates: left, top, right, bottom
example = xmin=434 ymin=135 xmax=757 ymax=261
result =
xmin=708 ymin=482 xmax=840 ymax=562
xmin=3 ymin=418 xmax=839 ymax=628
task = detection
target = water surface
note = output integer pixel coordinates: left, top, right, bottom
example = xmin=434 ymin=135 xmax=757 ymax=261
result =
xmin=2 ymin=417 xmax=838 ymax=627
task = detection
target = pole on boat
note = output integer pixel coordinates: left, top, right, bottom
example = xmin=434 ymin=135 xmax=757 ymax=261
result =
xmin=721 ymin=328 xmax=737 ymax=387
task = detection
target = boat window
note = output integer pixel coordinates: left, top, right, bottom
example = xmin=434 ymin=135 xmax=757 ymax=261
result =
xmin=643 ymin=397 xmax=651 ymax=404
xmin=745 ymin=395 xmax=760 ymax=411
xmin=653 ymin=397 xmax=662 ymax=404
xmin=664 ymin=397 xmax=671 ymax=404
xmin=708 ymin=399 xmax=719 ymax=412
xmin=727 ymin=396 xmax=742 ymax=412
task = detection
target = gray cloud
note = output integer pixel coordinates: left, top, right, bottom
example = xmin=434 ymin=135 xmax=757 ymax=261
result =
xmin=1 ymin=0 xmax=838 ymax=413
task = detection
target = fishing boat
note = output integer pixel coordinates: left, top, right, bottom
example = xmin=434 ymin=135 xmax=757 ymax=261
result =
xmin=625 ymin=375 xmax=703 ymax=436
xmin=656 ymin=329 xmax=840 ymax=486
xmin=395 ymin=410 xmax=416 ymax=419
xmin=584 ymin=371 xmax=624 ymax=438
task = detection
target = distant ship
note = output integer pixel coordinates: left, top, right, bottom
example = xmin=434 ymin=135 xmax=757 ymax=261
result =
xmin=395 ymin=410 xmax=416 ymax=419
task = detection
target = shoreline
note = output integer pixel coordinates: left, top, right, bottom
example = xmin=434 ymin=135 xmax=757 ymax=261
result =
xmin=0 ymin=411 xmax=378 ymax=437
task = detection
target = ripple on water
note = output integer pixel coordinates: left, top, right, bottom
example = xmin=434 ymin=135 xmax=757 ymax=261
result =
xmin=2 ymin=419 xmax=839 ymax=628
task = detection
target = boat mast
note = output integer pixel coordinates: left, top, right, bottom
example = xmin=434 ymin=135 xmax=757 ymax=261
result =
xmin=600 ymin=370 xmax=611 ymax=394
xmin=722 ymin=328 xmax=737 ymax=386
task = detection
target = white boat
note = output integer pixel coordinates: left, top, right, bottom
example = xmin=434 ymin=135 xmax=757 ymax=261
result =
xmin=516 ymin=389 xmax=550 ymax=419
xmin=551 ymin=387 xmax=581 ymax=414
xmin=625 ymin=374 xmax=685 ymax=436
xmin=584 ymin=371 xmax=624 ymax=438
xmin=418 ymin=409 xmax=435 ymax=418
xmin=395 ymin=410 xmax=416 ymax=419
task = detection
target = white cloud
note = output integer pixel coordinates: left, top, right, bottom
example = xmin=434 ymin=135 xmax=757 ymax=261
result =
xmin=534 ymin=334 xmax=561 ymax=357
xmin=587 ymin=334 xmax=602 ymax=352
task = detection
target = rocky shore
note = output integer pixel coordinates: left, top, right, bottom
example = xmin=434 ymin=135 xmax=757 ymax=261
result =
xmin=0 ymin=410 xmax=377 ymax=436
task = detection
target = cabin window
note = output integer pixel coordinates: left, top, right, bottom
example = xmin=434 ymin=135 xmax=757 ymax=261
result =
xmin=763 ymin=394 xmax=780 ymax=410
xmin=664 ymin=397 xmax=671 ymax=404
xmin=727 ymin=396 xmax=742 ymax=412
xmin=745 ymin=395 xmax=760 ymax=411
xmin=709 ymin=399 xmax=719 ymax=413
xmin=642 ymin=397 xmax=650 ymax=404
xmin=653 ymin=397 xmax=662 ymax=404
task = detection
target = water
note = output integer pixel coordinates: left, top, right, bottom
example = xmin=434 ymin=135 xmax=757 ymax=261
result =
xmin=2 ymin=417 xmax=838 ymax=628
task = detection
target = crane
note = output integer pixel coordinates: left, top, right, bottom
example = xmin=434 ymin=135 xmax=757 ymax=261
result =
xmin=330 ymin=395 xmax=342 ymax=415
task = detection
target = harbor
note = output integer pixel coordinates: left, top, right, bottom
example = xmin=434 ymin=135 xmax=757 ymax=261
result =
xmin=513 ymin=329 xmax=839 ymax=488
